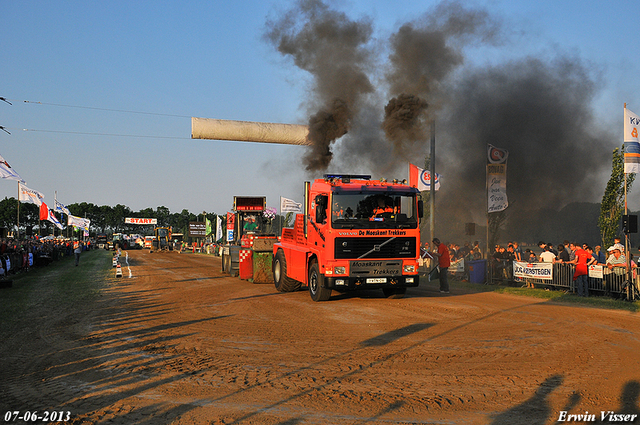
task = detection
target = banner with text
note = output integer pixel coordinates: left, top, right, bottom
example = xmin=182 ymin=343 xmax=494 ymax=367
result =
xmin=487 ymin=144 xmax=509 ymax=213
xmin=624 ymin=107 xmax=640 ymax=173
xmin=125 ymin=217 xmax=158 ymax=225
xmin=513 ymin=261 xmax=553 ymax=280
xmin=189 ymin=221 xmax=206 ymax=237
xmin=226 ymin=212 xmax=235 ymax=242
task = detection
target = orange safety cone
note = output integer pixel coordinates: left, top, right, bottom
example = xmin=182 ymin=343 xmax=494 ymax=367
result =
xmin=115 ymin=263 xmax=123 ymax=278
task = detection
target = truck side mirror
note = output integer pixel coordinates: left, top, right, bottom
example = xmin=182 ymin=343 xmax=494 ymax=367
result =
xmin=315 ymin=194 xmax=328 ymax=223
xmin=418 ymin=199 xmax=424 ymax=219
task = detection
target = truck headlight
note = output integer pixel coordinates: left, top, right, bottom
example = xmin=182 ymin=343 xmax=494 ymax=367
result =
xmin=404 ymin=265 xmax=416 ymax=273
xmin=334 ymin=266 xmax=346 ymax=275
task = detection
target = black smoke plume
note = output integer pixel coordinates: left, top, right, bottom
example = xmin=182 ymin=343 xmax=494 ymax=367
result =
xmin=264 ymin=0 xmax=375 ymax=171
xmin=264 ymin=0 xmax=614 ymax=241
xmin=382 ymin=94 xmax=429 ymax=157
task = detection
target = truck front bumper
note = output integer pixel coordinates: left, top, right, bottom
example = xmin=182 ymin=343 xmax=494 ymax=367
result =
xmin=324 ymin=275 xmax=419 ymax=290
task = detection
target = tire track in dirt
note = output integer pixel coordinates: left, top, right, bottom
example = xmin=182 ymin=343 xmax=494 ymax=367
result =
xmin=4 ymin=250 xmax=640 ymax=424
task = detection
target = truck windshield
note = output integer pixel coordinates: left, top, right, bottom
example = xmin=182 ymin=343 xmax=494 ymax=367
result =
xmin=331 ymin=192 xmax=418 ymax=229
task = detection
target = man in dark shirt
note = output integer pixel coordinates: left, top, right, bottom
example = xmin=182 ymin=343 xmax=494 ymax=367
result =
xmin=556 ymin=244 xmax=570 ymax=263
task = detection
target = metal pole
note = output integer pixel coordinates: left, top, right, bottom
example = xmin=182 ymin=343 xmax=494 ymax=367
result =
xmin=624 ymin=103 xmax=634 ymax=301
xmin=429 ymin=120 xmax=435 ymax=245
xmin=16 ymin=182 xmax=20 ymax=240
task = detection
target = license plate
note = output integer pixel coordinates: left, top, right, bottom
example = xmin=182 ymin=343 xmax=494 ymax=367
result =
xmin=366 ymin=278 xmax=387 ymax=284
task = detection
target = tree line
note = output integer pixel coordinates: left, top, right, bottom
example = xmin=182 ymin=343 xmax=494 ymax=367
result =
xmin=0 ymin=198 xmax=224 ymax=238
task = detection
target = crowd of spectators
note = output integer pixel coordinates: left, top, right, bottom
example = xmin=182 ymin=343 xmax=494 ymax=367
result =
xmin=420 ymin=237 xmax=637 ymax=297
xmin=489 ymin=239 xmax=635 ymax=271
xmin=420 ymin=241 xmax=483 ymax=264
xmin=0 ymin=237 xmax=92 ymax=276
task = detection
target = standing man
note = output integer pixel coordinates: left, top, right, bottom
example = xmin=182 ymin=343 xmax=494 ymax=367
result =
xmin=74 ymin=240 xmax=83 ymax=266
xmin=512 ymin=241 xmax=523 ymax=262
xmin=571 ymin=242 xmax=590 ymax=297
xmin=432 ymin=238 xmax=450 ymax=294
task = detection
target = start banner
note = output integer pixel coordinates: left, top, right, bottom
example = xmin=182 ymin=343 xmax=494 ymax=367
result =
xmin=125 ymin=217 xmax=157 ymax=225
xmin=513 ymin=261 xmax=553 ymax=280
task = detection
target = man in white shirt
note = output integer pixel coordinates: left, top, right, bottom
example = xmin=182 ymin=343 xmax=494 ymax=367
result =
xmin=539 ymin=246 xmax=556 ymax=263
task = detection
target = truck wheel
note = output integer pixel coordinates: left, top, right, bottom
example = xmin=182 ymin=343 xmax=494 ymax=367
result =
xmin=309 ymin=261 xmax=331 ymax=302
xmin=273 ymin=250 xmax=300 ymax=292
xmin=383 ymin=287 xmax=406 ymax=299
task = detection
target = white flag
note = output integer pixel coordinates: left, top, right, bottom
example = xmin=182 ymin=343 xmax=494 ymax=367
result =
xmin=68 ymin=214 xmax=89 ymax=229
xmin=18 ymin=182 xmax=44 ymax=206
xmin=54 ymin=198 xmax=70 ymax=215
xmin=47 ymin=209 xmax=63 ymax=230
xmin=280 ymin=196 xmax=302 ymax=213
xmin=216 ymin=215 xmax=223 ymax=241
xmin=0 ymin=154 xmax=24 ymax=182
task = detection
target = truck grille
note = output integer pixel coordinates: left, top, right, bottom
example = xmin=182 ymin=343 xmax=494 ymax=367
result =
xmin=334 ymin=237 xmax=416 ymax=259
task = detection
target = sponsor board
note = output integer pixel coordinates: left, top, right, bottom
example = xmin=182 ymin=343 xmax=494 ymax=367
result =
xmin=513 ymin=261 xmax=553 ymax=280
xmin=125 ymin=217 xmax=157 ymax=225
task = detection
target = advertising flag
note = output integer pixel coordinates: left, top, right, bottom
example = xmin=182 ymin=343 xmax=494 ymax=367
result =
xmin=0 ymin=154 xmax=24 ymax=182
xmin=624 ymin=107 xmax=640 ymax=173
xmin=68 ymin=214 xmax=90 ymax=230
xmin=409 ymin=163 xmax=440 ymax=191
xmin=54 ymin=198 xmax=70 ymax=215
xmin=47 ymin=209 xmax=63 ymax=230
xmin=487 ymin=144 xmax=508 ymax=213
xmin=280 ymin=197 xmax=303 ymax=213
xmin=18 ymin=183 xmax=44 ymax=206
xmin=205 ymin=218 xmax=212 ymax=236
xmin=216 ymin=215 xmax=223 ymax=242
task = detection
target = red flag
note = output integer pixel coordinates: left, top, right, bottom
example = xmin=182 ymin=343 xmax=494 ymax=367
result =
xmin=39 ymin=202 xmax=48 ymax=221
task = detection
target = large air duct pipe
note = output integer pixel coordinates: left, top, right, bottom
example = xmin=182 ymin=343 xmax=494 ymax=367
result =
xmin=191 ymin=117 xmax=310 ymax=146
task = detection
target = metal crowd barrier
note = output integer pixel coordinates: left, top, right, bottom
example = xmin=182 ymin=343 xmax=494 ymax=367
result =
xmin=489 ymin=259 xmax=638 ymax=297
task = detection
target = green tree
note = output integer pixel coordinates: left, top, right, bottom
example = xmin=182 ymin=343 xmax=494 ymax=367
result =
xmin=156 ymin=206 xmax=171 ymax=227
xmin=598 ymin=146 xmax=635 ymax=248
xmin=0 ymin=197 xmax=18 ymax=233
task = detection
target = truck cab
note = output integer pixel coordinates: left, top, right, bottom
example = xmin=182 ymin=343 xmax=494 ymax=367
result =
xmin=274 ymin=174 xmax=422 ymax=301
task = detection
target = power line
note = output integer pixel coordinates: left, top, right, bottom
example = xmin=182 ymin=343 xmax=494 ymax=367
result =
xmin=2 ymin=97 xmax=192 ymax=119
xmin=4 ymin=127 xmax=189 ymax=140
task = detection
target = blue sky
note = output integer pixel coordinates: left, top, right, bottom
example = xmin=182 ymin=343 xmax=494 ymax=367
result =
xmin=2 ymin=0 xmax=639 ymax=217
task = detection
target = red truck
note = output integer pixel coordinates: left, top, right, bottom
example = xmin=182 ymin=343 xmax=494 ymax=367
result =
xmin=273 ymin=174 xmax=423 ymax=301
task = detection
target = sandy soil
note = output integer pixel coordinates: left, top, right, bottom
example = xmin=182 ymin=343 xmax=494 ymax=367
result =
xmin=2 ymin=249 xmax=640 ymax=425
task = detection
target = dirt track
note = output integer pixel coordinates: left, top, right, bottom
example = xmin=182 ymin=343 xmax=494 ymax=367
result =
xmin=2 ymin=249 xmax=640 ymax=425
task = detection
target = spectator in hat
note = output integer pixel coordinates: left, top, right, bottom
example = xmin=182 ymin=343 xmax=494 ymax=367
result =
xmin=606 ymin=245 xmax=627 ymax=276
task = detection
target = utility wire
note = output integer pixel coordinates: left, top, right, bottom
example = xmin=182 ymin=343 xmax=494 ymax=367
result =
xmin=1 ymin=97 xmax=192 ymax=118
xmin=3 ymin=127 xmax=189 ymax=140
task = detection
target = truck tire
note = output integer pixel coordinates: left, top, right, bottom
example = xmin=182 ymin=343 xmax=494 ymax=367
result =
xmin=309 ymin=261 xmax=331 ymax=302
xmin=273 ymin=250 xmax=301 ymax=292
xmin=383 ymin=287 xmax=406 ymax=299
